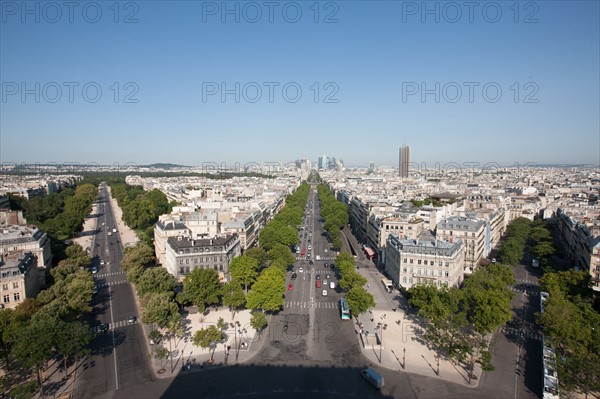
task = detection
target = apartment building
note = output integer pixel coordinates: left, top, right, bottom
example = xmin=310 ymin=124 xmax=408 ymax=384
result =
xmin=384 ymin=234 xmax=464 ymax=290
xmin=436 ymin=216 xmax=485 ymax=274
xmin=164 ymin=234 xmax=241 ymax=282
xmin=0 ymin=225 xmax=52 ymax=284
xmin=154 ymin=216 xmax=190 ymax=267
xmin=0 ymin=252 xmax=41 ymax=309
xmin=555 ymin=208 xmax=600 ymax=291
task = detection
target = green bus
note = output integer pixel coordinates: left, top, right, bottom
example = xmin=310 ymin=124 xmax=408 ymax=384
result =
xmin=340 ymin=298 xmax=351 ymax=320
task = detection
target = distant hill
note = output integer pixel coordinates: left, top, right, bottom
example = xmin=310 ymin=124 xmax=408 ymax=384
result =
xmin=144 ymin=163 xmax=187 ymax=169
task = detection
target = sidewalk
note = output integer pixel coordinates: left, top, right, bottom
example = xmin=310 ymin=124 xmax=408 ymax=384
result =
xmin=105 ymin=186 xmax=139 ymax=248
xmin=342 ymin=228 xmax=482 ymax=387
xmin=144 ymin=307 xmax=263 ymax=378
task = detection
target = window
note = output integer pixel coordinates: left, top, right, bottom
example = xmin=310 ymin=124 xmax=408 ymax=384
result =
xmin=2 ymin=284 xmax=7 ymax=291
xmin=445 ymin=271 xmax=449 ymax=277
xmin=438 ymin=261 xmax=442 ymax=266
xmin=410 ymin=259 xmax=413 ymax=264
xmin=418 ymin=260 xmax=421 ymax=265
xmin=403 ymin=258 xmax=407 ymax=263
xmin=1 ymin=272 xmax=7 ymax=278
xmin=438 ymin=270 xmax=442 ymax=277
xmin=403 ymin=267 xmax=407 ymax=273
xmin=445 ymin=262 xmax=449 ymax=267
xmin=13 ymin=282 xmax=18 ymax=289
xmin=179 ymin=267 xmax=185 ymax=275
xmin=2 ymin=295 xmax=9 ymax=303
xmin=417 ymin=268 xmax=421 ymax=275
xmin=12 ymin=271 xmax=18 ymax=276
xmin=13 ymin=293 xmax=19 ymax=302
xmin=403 ymin=277 xmax=407 ymax=283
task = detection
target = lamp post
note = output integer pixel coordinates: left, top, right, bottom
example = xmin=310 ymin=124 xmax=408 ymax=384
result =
xmin=403 ymin=348 xmax=406 ymax=369
xmin=377 ymin=323 xmax=387 ymax=363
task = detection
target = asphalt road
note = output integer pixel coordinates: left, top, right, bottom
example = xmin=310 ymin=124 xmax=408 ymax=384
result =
xmin=75 ymin=184 xmax=153 ymax=398
xmin=76 ymin=183 xmax=544 ymax=399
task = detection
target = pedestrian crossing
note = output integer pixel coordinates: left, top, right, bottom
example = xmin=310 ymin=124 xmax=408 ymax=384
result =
xmin=515 ymin=278 xmax=538 ymax=285
xmin=96 ymin=271 xmax=125 ymax=278
xmin=510 ymin=286 xmax=539 ymax=295
xmin=289 ymin=269 xmax=335 ymax=275
xmin=294 ymin=256 xmax=337 ymax=261
xmin=501 ymin=326 xmax=542 ymax=341
xmin=284 ymin=301 xmax=338 ymax=310
xmin=95 ymin=280 xmax=128 ymax=288
xmin=91 ymin=318 xmax=138 ymax=333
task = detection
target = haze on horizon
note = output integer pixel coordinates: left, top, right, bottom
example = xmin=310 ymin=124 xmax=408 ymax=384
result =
xmin=1 ymin=1 xmax=599 ymax=167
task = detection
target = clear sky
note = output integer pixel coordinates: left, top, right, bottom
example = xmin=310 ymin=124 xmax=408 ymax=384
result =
xmin=1 ymin=0 xmax=599 ymax=167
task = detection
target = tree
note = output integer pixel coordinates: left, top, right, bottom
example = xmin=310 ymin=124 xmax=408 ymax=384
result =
xmin=229 ymin=256 xmax=259 ymax=294
xmin=221 ymin=282 xmax=246 ymax=318
xmin=183 ymin=268 xmax=222 ymax=313
xmin=250 ymin=311 xmax=268 ymax=337
xmin=345 ymin=287 xmax=375 ymax=315
xmin=153 ymin=346 xmax=169 ymax=371
xmin=339 ymin=271 xmax=367 ymax=292
xmin=246 ymin=267 xmax=285 ymax=312
xmin=268 ymin=244 xmax=295 ymax=267
xmin=121 ymin=242 xmax=154 ymax=272
xmin=192 ymin=325 xmax=223 ymax=362
xmin=142 ymin=292 xmax=181 ymax=330
xmin=54 ymin=320 xmax=92 ymax=378
xmin=12 ymin=312 xmax=60 ymax=395
xmin=244 ymin=247 xmax=268 ymax=268
xmin=136 ymin=267 xmax=177 ymax=298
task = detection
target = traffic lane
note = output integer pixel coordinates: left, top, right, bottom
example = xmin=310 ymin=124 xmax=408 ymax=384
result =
xmin=77 ymin=331 xmax=119 ymax=398
xmin=110 ymin=281 xmax=138 ymax=324
xmin=115 ymin=324 xmax=155 ymax=389
xmin=159 ymin=364 xmax=391 ymax=399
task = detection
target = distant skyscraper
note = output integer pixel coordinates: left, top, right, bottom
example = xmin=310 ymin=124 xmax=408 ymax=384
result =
xmin=399 ymin=146 xmax=410 ymax=178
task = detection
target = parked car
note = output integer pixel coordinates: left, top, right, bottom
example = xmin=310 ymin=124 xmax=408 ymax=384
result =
xmin=315 ymin=280 xmax=321 ymax=288
xmin=98 ymin=323 xmax=109 ymax=333
xmin=288 ymin=283 xmax=294 ymax=291
xmin=291 ymin=273 xmax=297 ymax=280
xmin=322 ymin=290 xmax=327 ymax=296
xmin=128 ymin=315 xmax=136 ymax=324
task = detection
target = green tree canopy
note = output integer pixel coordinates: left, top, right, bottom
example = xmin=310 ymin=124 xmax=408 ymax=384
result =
xmin=183 ymin=268 xmax=222 ymax=312
xmin=229 ymin=255 xmax=259 ymax=294
xmin=345 ymin=287 xmax=375 ymax=315
xmin=136 ymin=267 xmax=177 ymax=298
xmin=246 ymin=267 xmax=285 ymax=312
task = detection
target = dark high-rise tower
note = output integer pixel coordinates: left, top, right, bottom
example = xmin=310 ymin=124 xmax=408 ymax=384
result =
xmin=399 ymin=145 xmax=410 ymax=177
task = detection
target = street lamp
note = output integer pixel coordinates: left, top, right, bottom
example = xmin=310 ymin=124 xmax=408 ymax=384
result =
xmin=377 ymin=323 xmax=387 ymax=364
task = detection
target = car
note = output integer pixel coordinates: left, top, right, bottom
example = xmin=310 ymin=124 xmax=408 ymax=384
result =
xmin=316 ymin=275 xmax=321 ymax=280
xmin=288 ymin=283 xmax=294 ymax=291
xmin=100 ymin=260 xmax=105 ymax=265
xmin=326 ymin=274 xmax=330 ymax=279
xmin=91 ymin=266 xmax=98 ymax=274
xmin=127 ymin=316 xmax=136 ymax=324
xmin=309 ymin=260 xmax=314 ymax=265
xmin=98 ymin=323 xmax=109 ymax=333
xmin=322 ymin=289 xmax=328 ymax=296
xmin=330 ymin=281 xmax=335 ymax=289
xmin=491 ymin=258 xmax=497 ymax=263
xmin=291 ymin=273 xmax=297 ymax=280
xmin=301 ymin=251 xmax=305 ymax=256
xmin=330 ymin=264 xmax=335 ymax=269
xmin=299 ymin=267 xmax=303 ymax=273
xmin=315 ymin=280 xmax=322 ymax=288
xmin=324 ymin=263 xmax=328 ymax=268
xmin=323 ymin=280 xmax=328 ymax=286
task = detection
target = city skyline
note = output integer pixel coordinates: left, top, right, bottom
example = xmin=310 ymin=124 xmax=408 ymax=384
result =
xmin=1 ymin=2 xmax=599 ymax=166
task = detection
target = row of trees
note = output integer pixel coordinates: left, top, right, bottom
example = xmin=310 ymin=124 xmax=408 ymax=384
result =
xmin=528 ymin=219 xmax=556 ymax=270
xmin=499 ymin=217 xmax=532 ymax=265
xmin=109 ymin=181 xmax=175 ymax=246
xmin=407 ymin=264 xmax=515 ymax=383
xmin=317 ymin=184 xmax=348 ymax=249
xmin=335 ymin=253 xmax=375 ymax=315
xmin=0 ymin=244 xmax=95 ymax=397
xmin=9 ymin=182 xmax=98 ymax=262
xmin=537 ymin=270 xmax=600 ymax=397
xmin=258 ymin=184 xmax=309 ymax=250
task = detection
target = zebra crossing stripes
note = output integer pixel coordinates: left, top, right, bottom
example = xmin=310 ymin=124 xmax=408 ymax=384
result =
xmin=501 ymin=326 xmax=542 ymax=341
xmin=95 ymin=280 xmax=128 ymax=288
xmin=91 ymin=318 xmax=138 ymax=333
xmin=96 ymin=271 xmax=125 ymax=278
xmin=284 ymin=301 xmax=338 ymax=310
xmin=510 ymin=286 xmax=539 ymax=295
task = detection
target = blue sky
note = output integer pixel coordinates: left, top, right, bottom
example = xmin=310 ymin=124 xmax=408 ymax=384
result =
xmin=1 ymin=0 xmax=599 ymax=167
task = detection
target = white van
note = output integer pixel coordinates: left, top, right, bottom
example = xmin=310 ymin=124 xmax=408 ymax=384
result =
xmin=329 ymin=281 xmax=335 ymax=289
